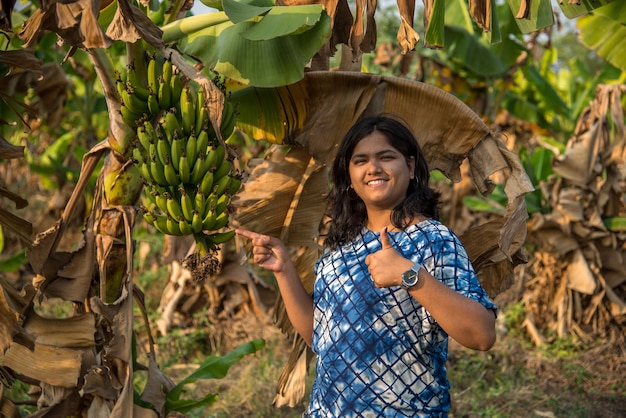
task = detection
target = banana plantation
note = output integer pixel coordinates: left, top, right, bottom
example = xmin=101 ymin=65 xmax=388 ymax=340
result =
xmin=0 ymin=0 xmax=624 ymax=416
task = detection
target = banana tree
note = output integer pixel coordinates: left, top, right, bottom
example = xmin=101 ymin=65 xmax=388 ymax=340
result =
xmin=0 ymin=0 xmax=331 ymax=415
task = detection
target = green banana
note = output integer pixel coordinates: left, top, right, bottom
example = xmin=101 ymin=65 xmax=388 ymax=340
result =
xmin=206 ymin=192 xmax=218 ymax=212
xmin=194 ymin=189 xmax=206 ymax=219
xmin=162 ymin=58 xmax=173 ymax=90
xmin=199 ymin=170 xmax=214 ymax=196
xmin=213 ymin=159 xmax=232 ymax=182
xmin=116 ymin=78 xmax=126 ymax=102
xmin=166 ymin=214 xmax=184 ymax=236
xmin=170 ymin=136 xmax=183 ymax=172
xmin=153 ymin=190 xmax=169 ymax=215
xmin=191 ymin=210 xmax=203 ymax=233
xmin=180 ymin=187 xmax=194 ymax=222
xmin=156 ymin=132 xmax=171 ymax=167
xmin=121 ymin=84 xmax=149 ymax=116
xmin=207 ymin=229 xmax=236 ymax=245
xmin=142 ymin=209 xmax=155 ymax=226
xmin=163 ymin=110 xmax=181 ymax=141
xmin=164 ymin=156 xmax=180 ymax=186
xmin=195 ymin=130 xmax=209 ymax=159
xmin=215 ymin=193 xmax=229 ymax=215
xmin=147 ymin=92 xmax=160 ymax=117
xmin=212 ymin=211 xmax=229 ymax=230
xmin=179 ymin=217 xmax=193 ymax=235
xmin=227 ymin=176 xmax=242 ymax=195
xmin=170 ymin=72 xmax=183 ymax=108
xmin=185 ymin=131 xmax=198 ymax=166
xmin=180 ymin=85 xmax=195 ymax=136
xmin=137 ymin=161 xmax=152 ymax=184
xmin=141 ymin=194 xmax=157 ymax=213
xmin=149 ymin=151 xmax=169 ymax=186
xmin=206 ymin=145 xmax=226 ymax=173
xmin=136 ymin=122 xmax=153 ymax=151
xmin=132 ymin=147 xmax=145 ymax=165
xmin=201 ymin=209 xmax=216 ymax=230
xmin=214 ymin=174 xmax=231 ymax=197
xmin=152 ymin=213 xmax=170 ymax=235
xmin=130 ymin=82 xmax=150 ymax=103
xmin=120 ymin=106 xmax=143 ymax=128
xmin=195 ymin=88 xmax=207 ymax=134
xmin=158 ymin=75 xmax=171 ymax=110
xmin=165 ymin=191 xmax=184 ymax=219
xmin=190 ymin=153 xmax=211 ymax=185
xmin=178 ymin=152 xmax=191 ymax=184
xmin=147 ymin=55 xmax=159 ymax=95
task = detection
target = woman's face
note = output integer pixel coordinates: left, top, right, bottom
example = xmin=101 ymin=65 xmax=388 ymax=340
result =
xmin=348 ymin=131 xmax=415 ymax=212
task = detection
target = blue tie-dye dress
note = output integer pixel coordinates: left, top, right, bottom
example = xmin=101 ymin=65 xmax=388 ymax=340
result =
xmin=306 ymin=219 xmax=496 ymax=417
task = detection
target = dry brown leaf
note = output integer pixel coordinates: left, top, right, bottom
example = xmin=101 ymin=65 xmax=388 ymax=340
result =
xmin=139 ymin=353 xmax=176 ymax=417
xmin=107 ymin=0 xmax=163 ymax=48
xmin=19 ymin=0 xmax=112 ymax=49
xmin=396 ymin=0 xmax=419 ymax=53
xmin=0 ymin=50 xmax=42 ymax=73
xmin=232 ymin=146 xmax=329 ymax=247
xmin=564 ymin=249 xmax=597 ymax=295
xmin=468 ymin=0 xmax=491 ymax=32
xmin=1 ymin=343 xmax=82 ymax=387
xmin=23 ymin=312 xmax=96 ymax=348
xmin=0 ymin=208 xmax=32 ymax=249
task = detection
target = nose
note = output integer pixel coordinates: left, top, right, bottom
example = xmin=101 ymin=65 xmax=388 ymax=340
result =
xmin=367 ymin=159 xmax=383 ymax=174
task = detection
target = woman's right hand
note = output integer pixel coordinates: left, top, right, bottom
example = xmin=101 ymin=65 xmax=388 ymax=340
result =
xmin=235 ymin=229 xmax=290 ymax=273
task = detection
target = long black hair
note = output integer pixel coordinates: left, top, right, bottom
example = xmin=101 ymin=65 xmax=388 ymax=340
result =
xmin=324 ymin=115 xmax=441 ymax=250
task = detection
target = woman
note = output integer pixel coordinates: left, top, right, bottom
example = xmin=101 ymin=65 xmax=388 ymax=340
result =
xmin=236 ymin=115 xmax=497 ymax=417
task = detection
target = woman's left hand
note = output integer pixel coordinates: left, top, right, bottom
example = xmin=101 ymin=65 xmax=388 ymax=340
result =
xmin=365 ymin=227 xmax=415 ymax=288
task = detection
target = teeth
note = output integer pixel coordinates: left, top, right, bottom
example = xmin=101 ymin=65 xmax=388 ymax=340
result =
xmin=368 ymin=180 xmax=385 ymax=186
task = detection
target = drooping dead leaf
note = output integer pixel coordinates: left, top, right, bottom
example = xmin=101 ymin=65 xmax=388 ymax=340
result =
xmin=232 ymin=145 xmax=329 ymax=248
xmin=468 ymin=0 xmax=492 ymax=32
xmin=396 ymin=0 xmax=419 ymax=53
xmin=0 ymin=50 xmax=42 ymax=73
xmin=139 ymin=353 xmax=176 ymax=417
xmin=106 ymin=0 xmax=164 ymax=47
xmin=19 ymin=0 xmax=112 ymax=49
xmin=0 ymin=136 xmax=25 ymax=160
xmin=523 ymin=85 xmax=625 ymax=352
xmin=1 ymin=343 xmax=83 ymax=387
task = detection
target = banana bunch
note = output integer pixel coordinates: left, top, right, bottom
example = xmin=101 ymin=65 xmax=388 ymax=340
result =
xmin=129 ymin=67 xmax=241 ymax=252
xmin=118 ymin=55 xmax=182 ymax=128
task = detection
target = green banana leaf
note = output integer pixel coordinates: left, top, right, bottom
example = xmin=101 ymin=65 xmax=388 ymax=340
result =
xmin=165 ymin=338 xmax=265 ymax=414
xmin=506 ymin=0 xmax=554 ymax=34
xmin=168 ymin=1 xmax=331 ymax=87
xmin=577 ymin=2 xmax=626 ymax=73
xmin=424 ymin=0 xmax=446 ymax=48
xmin=521 ymin=65 xmax=570 ymax=117
xmin=443 ymin=26 xmax=509 ymax=77
xmin=558 ymin=0 xmax=619 ymax=19
xmin=222 ymin=0 xmax=274 ymax=23
xmin=441 ymin=1 xmax=523 ymax=77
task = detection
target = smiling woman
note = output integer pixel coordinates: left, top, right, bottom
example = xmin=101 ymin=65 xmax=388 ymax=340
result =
xmin=237 ymin=115 xmax=497 ymax=417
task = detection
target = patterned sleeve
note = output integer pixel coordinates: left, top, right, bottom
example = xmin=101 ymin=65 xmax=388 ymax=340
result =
xmin=420 ymin=223 xmax=496 ymax=312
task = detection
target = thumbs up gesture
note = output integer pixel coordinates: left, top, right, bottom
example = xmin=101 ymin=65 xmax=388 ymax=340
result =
xmin=365 ymin=227 xmax=415 ymax=288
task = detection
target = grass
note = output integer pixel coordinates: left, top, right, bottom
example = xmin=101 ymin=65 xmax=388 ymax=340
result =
xmin=131 ymin=252 xmax=625 ymax=418
xmin=146 ymin=309 xmax=625 ymax=418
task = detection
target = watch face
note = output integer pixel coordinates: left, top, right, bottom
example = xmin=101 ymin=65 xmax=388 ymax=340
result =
xmin=402 ymin=270 xmax=419 ymax=288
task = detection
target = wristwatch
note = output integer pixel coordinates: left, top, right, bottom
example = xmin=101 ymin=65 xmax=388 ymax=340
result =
xmin=401 ymin=263 xmax=422 ymax=290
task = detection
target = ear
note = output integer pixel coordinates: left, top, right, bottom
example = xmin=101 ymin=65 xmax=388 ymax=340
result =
xmin=408 ymin=156 xmax=416 ymax=179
